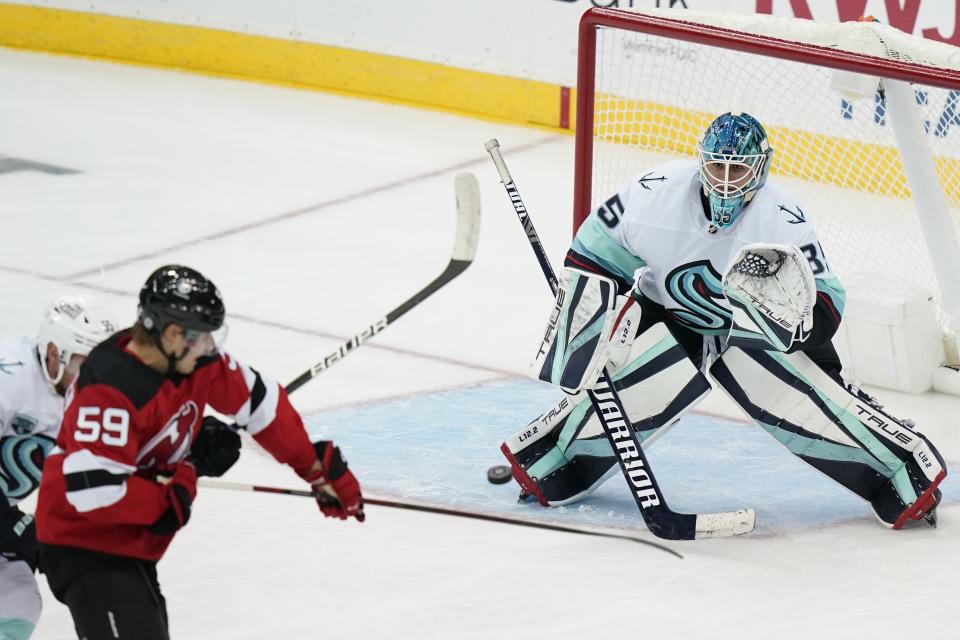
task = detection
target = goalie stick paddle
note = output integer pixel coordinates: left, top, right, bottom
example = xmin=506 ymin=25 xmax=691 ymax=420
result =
xmin=197 ymin=479 xmax=682 ymax=558
xmin=285 ymin=173 xmax=482 ymax=394
xmin=484 ymin=139 xmax=755 ymax=541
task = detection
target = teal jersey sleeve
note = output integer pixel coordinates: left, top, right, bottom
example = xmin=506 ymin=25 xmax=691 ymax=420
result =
xmin=566 ymin=215 xmax=646 ymax=292
xmin=816 ymin=275 xmax=846 ymax=318
xmin=799 ymin=236 xmax=845 ymax=344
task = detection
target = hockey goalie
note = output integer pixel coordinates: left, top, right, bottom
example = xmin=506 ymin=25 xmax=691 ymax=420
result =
xmin=501 ymin=111 xmax=946 ymax=529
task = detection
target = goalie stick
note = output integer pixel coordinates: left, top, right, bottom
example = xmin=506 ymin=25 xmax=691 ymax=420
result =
xmin=197 ymin=478 xmax=682 ymax=558
xmin=285 ymin=173 xmax=482 ymax=393
xmin=484 ymin=139 xmax=755 ymax=541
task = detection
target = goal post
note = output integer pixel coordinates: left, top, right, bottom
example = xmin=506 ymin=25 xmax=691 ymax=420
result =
xmin=572 ymin=8 xmax=960 ymax=393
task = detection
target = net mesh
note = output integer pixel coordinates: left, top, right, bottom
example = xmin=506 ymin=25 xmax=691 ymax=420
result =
xmin=586 ymin=9 xmax=960 ymax=334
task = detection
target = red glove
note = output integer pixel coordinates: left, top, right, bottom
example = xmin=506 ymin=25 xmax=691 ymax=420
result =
xmin=148 ymin=462 xmax=198 ymax=535
xmin=303 ymin=441 xmax=364 ymax=522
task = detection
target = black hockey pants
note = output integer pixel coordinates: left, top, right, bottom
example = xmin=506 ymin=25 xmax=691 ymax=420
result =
xmin=40 ymin=543 xmax=170 ymax=640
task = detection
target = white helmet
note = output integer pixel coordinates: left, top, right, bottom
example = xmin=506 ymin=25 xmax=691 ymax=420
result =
xmin=38 ymin=294 xmax=119 ymax=386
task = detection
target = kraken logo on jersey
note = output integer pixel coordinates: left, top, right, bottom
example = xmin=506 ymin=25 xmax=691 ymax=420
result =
xmin=664 ymin=261 xmax=732 ymax=332
xmin=0 ymin=434 xmax=56 ymax=500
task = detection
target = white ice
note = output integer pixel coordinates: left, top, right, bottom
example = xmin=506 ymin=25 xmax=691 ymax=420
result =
xmin=1 ymin=48 xmax=957 ymax=639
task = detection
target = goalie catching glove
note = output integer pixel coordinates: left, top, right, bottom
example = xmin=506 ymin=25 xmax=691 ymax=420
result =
xmin=723 ymin=243 xmax=815 ymax=352
xmin=530 ymin=267 xmax=641 ymax=393
xmin=302 ymin=441 xmax=364 ymax=522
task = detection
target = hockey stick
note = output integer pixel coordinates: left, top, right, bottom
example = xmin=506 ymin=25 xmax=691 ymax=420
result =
xmin=215 ymin=177 xmax=477 ymax=521
xmin=197 ymin=478 xmax=682 ymax=558
xmin=484 ymin=139 xmax=755 ymax=540
xmin=285 ymin=173 xmax=482 ymax=394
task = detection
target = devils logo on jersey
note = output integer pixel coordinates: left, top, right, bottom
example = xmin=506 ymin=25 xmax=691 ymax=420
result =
xmin=136 ymin=400 xmax=199 ymax=469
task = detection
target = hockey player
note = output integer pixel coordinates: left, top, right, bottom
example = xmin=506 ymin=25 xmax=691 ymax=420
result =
xmin=36 ymin=265 xmax=364 ymax=640
xmin=0 ymin=294 xmax=117 ymax=640
xmin=502 ymin=112 xmax=945 ymax=530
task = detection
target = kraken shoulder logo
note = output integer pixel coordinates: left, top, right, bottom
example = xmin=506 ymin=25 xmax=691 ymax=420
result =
xmin=637 ymin=172 xmax=667 ymax=190
xmin=778 ymin=204 xmax=807 ymax=224
xmin=0 ymin=358 xmax=24 ymax=375
xmin=664 ymin=260 xmax=732 ymax=331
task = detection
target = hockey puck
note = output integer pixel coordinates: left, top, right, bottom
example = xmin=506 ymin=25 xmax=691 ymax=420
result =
xmin=487 ymin=465 xmax=513 ymax=485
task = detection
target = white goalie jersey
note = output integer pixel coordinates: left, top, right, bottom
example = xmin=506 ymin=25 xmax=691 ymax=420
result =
xmin=0 ymin=336 xmax=63 ymax=506
xmin=567 ymin=159 xmax=846 ymax=336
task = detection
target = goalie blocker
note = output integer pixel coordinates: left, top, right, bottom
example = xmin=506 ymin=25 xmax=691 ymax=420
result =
xmin=529 ymin=267 xmax=621 ymax=394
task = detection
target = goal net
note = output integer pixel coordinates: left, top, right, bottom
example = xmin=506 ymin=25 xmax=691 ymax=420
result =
xmin=573 ymin=8 xmax=960 ymax=379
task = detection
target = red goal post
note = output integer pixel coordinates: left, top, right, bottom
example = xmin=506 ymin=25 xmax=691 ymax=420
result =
xmin=572 ymin=8 xmax=960 ymax=389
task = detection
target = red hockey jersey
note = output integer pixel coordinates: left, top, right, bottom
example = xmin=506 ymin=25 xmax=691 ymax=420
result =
xmin=36 ymin=331 xmax=317 ymax=560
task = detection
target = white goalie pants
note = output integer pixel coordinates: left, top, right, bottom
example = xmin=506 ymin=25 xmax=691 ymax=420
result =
xmin=0 ymin=556 xmax=40 ymax=640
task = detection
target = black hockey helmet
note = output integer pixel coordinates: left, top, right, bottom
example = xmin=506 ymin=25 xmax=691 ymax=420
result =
xmin=138 ymin=265 xmax=225 ymax=336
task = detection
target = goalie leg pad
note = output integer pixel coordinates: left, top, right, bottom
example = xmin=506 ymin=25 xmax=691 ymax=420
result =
xmin=503 ymin=323 xmax=711 ymax=506
xmin=710 ymin=347 xmax=946 ymax=528
xmin=500 ymin=391 xmax=591 ymax=506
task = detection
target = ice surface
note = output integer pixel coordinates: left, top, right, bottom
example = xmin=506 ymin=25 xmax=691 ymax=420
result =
xmin=0 ymin=48 xmax=955 ymax=639
xmin=301 ymin=379 xmax=958 ymax=534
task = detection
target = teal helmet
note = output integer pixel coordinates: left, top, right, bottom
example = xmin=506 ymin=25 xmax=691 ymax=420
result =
xmin=698 ymin=112 xmax=773 ymax=230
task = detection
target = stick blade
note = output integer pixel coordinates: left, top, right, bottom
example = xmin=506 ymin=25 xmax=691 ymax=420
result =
xmin=694 ymin=508 xmax=757 ymax=539
xmin=453 ymin=172 xmax=481 ymax=262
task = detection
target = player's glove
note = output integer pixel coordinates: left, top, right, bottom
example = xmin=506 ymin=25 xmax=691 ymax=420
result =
xmin=303 ymin=441 xmax=364 ymax=522
xmin=148 ymin=461 xmax=197 ymax=535
xmin=189 ymin=416 xmax=242 ymax=477
xmin=0 ymin=503 xmax=38 ymax=572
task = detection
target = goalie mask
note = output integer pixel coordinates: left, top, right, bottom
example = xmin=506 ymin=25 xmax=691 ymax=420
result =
xmin=698 ymin=112 xmax=773 ymax=230
xmin=38 ymin=294 xmax=118 ymax=386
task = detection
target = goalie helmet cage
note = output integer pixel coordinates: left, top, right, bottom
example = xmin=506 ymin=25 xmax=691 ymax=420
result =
xmin=572 ymin=8 xmax=960 ymax=365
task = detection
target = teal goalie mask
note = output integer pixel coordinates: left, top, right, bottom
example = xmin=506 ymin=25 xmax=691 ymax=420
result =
xmin=698 ymin=112 xmax=773 ymax=230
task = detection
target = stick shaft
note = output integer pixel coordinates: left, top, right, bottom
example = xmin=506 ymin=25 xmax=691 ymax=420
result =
xmin=284 ymin=260 xmax=470 ymax=393
xmin=197 ymin=479 xmax=681 ymax=558
xmin=284 ymin=173 xmax=480 ymax=393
